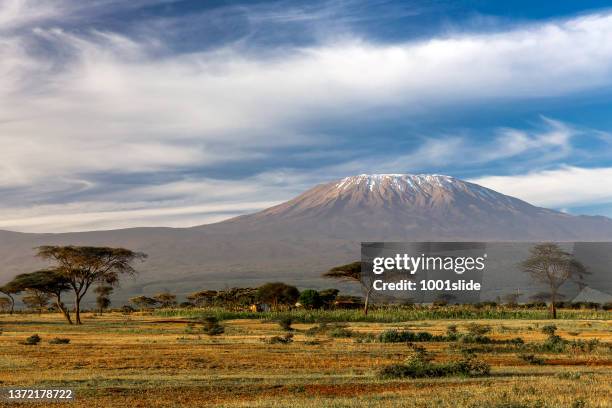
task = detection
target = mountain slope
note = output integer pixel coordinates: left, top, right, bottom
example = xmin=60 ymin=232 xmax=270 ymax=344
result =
xmin=206 ymin=174 xmax=612 ymax=240
xmin=2 ymin=174 xmax=612 ymax=302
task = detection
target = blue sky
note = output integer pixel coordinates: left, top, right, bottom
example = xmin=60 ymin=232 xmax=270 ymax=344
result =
xmin=2 ymin=0 xmax=612 ymax=232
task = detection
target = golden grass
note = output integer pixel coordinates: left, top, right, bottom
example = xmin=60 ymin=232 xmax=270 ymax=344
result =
xmin=0 ymin=312 xmax=610 ymax=407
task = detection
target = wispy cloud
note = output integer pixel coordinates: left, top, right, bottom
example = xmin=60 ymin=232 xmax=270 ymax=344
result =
xmin=471 ymin=166 xmax=612 ymax=210
xmin=2 ymin=2 xmax=612 ymax=231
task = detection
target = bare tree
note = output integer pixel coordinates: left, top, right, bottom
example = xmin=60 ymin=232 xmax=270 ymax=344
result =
xmin=37 ymin=246 xmax=147 ymax=324
xmin=521 ymin=243 xmax=588 ymax=319
xmin=323 ymin=262 xmax=373 ymax=315
xmin=502 ymin=293 xmax=521 ymax=306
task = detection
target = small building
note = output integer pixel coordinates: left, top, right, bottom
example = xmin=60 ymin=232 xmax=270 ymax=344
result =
xmin=249 ymin=303 xmax=271 ymax=312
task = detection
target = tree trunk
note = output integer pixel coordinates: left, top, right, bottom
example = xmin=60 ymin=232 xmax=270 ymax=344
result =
xmin=56 ymin=298 xmax=73 ymax=325
xmin=550 ymin=291 xmax=557 ymax=320
xmin=8 ymin=294 xmax=14 ymax=315
xmin=364 ymin=290 xmax=370 ymax=316
xmin=75 ymin=295 xmax=82 ymax=325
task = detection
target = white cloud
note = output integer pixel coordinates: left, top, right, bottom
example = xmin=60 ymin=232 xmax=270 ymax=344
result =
xmin=0 ymin=201 xmax=282 ymax=232
xmin=335 ymin=117 xmax=577 ymax=174
xmin=3 ymin=4 xmax=612 ymax=231
xmin=471 ymin=166 xmax=612 ymax=209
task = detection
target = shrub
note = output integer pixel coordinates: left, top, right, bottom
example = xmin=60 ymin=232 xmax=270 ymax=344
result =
xmin=21 ymin=334 xmax=41 ymax=345
xmin=378 ymin=347 xmax=490 ymax=379
xmin=379 ymin=329 xmax=412 ymax=343
xmin=508 ymin=337 xmax=525 ymax=345
xmin=541 ymin=324 xmax=557 ymax=336
xmin=557 ymin=371 xmax=581 ymax=380
xmin=299 ymin=290 xmax=322 ymax=310
xmin=465 ymin=323 xmax=492 ymax=336
xmin=121 ymin=305 xmax=134 ymax=314
xmin=265 ymin=333 xmax=294 ymax=344
xmin=378 ymin=329 xmax=436 ymax=343
xmin=197 ymin=316 xmax=225 ymax=336
xmin=49 ymin=337 xmax=70 ymax=345
xmin=570 ymin=338 xmax=599 ymax=352
xmin=603 ymin=302 xmax=612 ymax=311
xmin=328 ymin=327 xmax=353 ymax=338
xmin=518 ymin=353 xmax=545 ymax=365
xmin=539 ymin=335 xmax=566 ymax=352
xmin=305 ymin=322 xmax=348 ymax=336
xmin=278 ymin=317 xmax=293 ymax=331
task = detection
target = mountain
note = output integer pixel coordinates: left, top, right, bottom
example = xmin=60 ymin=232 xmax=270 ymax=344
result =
xmin=207 ymin=174 xmax=612 ymax=240
xmin=2 ymin=174 xmax=612 ymax=303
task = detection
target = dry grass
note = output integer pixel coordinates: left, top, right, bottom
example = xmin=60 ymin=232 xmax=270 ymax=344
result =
xmin=0 ymin=312 xmax=610 ymax=407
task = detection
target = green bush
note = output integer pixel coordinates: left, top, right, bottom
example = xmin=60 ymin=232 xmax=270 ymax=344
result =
xmin=196 ymin=316 xmax=225 ymax=336
xmin=378 ymin=329 xmax=438 ymax=343
xmin=378 ymin=347 xmax=490 ymax=379
xmin=328 ymin=327 xmax=353 ymax=338
xmin=298 ymin=290 xmax=322 ymax=310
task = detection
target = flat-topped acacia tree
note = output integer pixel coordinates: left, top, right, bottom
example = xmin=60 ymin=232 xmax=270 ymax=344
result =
xmin=37 ymin=246 xmax=147 ymax=324
xmin=323 ymin=261 xmax=373 ymax=315
xmin=0 ymin=281 xmax=20 ymax=315
xmin=520 ymin=243 xmax=588 ymax=319
xmin=8 ymin=269 xmax=73 ymax=323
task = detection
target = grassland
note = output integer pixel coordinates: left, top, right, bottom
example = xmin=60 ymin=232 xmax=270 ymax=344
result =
xmin=0 ymin=311 xmax=610 ymax=407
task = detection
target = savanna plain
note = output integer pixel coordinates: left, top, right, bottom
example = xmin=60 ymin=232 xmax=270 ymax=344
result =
xmin=0 ymin=309 xmax=610 ymax=408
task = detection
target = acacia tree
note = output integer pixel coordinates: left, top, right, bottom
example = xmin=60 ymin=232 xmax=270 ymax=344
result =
xmin=130 ymin=296 xmax=158 ymax=311
xmin=95 ymin=285 xmax=114 ymax=314
xmin=0 ymin=297 xmax=11 ymax=313
xmin=0 ymin=281 xmax=21 ymax=315
xmin=153 ymin=292 xmax=177 ymax=308
xmin=323 ymin=261 xmax=373 ymax=315
xmin=256 ymin=283 xmax=299 ymax=310
xmin=37 ymin=246 xmax=147 ymax=324
xmin=22 ymin=289 xmax=51 ymax=315
xmin=187 ymin=290 xmax=218 ymax=307
xmin=521 ymin=243 xmax=588 ymax=319
xmin=8 ymin=269 xmax=73 ymax=324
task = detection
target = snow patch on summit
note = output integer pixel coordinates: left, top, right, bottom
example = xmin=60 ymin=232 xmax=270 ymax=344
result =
xmin=334 ymin=174 xmax=459 ymax=192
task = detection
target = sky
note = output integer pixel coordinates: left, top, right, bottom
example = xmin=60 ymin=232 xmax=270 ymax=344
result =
xmin=2 ymin=0 xmax=612 ymax=232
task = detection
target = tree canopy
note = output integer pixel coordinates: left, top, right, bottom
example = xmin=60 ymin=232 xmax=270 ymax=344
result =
xmin=37 ymin=246 xmax=147 ymax=324
xmin=521 ymin=243 xmax=588 ymax=319
xmin=323 ymin=261 xmax=373 ymax=315
xmin=8 ymin=269 xmax=73 ymax=323
xmin=256 ymin=282 xmax=299 ymax=309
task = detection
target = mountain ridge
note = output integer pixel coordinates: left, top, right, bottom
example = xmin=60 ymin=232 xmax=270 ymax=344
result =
xmin=1 ymin=173 xmax=612 ymax=303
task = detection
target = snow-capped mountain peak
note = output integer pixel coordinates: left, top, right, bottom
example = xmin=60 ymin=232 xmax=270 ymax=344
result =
xmin=335 ymin=173 xmax=458 ymax=192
